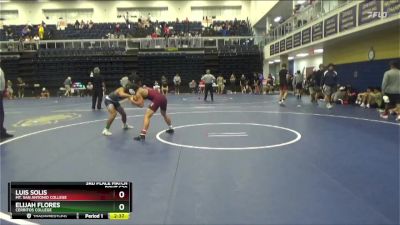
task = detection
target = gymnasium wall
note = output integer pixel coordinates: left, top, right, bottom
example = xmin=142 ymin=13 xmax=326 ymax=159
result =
xmin=323 ymin=27 xmax=399 ymax=91
xmin=293 ymin=54 xmax=323 ymax=74
xmin=0 ymin=0 xmax=274 ymax=25
xmin=334 ymin=58 xmax=398 ymax=91
xmin=323 ymin=28 xmax=400 ymax=65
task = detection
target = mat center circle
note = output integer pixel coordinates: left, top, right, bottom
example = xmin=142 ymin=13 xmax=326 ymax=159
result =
xmin=156 ymin=123 xmax=301 ymax=150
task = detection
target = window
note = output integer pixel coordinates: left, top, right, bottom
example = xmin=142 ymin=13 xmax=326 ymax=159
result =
xmin=0 ymin=10 xmax=19 ymax=21
xmin=117 ymin=7 xmax=168 ymax=21
xmin=43 ymin=8 xmax=94 ymax=22
xmin=191 ymin=6 xmax=242 ymax=19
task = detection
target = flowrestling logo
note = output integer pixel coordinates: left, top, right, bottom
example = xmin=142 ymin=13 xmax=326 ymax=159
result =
xmin=367 ymin=11 xmax=388 ymax=18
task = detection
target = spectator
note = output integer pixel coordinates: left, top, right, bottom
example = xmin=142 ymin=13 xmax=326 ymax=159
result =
xmin=367 ymin=87 xmax=383 ymax=108
xmin=266 ymin=74 xmax=275 ymax=94
xmin=91 ymin=67 xmax=105 ymax=110
xmin=74 ymin=20 xmax=80 ymax=29
xmin=21 ymin=25 xmax=30 ymax=39
xmin=198 ymin=79 xmax=205 ymax=94
xmin=356 ymin=87 xmax=372 ymax=107
xmin=88 ymin=20 xmax=94 ymax=29
xmin=189 ymin=80 xmax=197 ymax=93
xmin=64 ymin=76 xmax=72 ymax=97
xmin=38 ymin=24 xmax=44 ymax=40
xmin=253 ymin=73 xmax=260 ymax=94
xmin=86 ymin=82 xmax=93 ymax=96
xmin=153 ymin=81 xmax=161 ymax=93
xmin=278 ymin=64 xmax=289 ymax=104
xmin=40 ymin=87 xmax=50 ymax=98
xmin=217 ymin=75 xmax=225 ymax=94
xmin=80 ymin=20 xmax=85 ymax=29
xmin=258 ymin=73 xmax=264 ymax=92
xmin=307 ymin=70 xmax=317 ymax=102
xmin=161 ymin=75 xmax=168 ymax=95
xmin=229 ymin=73 xmax=236 ymax=94
xmin=321 ymin=63 xmax=338 ymax=109
xmin=6 ymin=27 xmax=14 ymax=39
xmin=16 ymin=77 xmax=25 ymax=98
xmin=33 ymin=35 xmax=40 ymax=41
xmin=332 ymin=86 xmax=348 ymax=104
xmin=380 ymin=60 xmax=400 ymax=119
xmin=314 ymin=64 xmax=325 ymax=101
xmin=0 ymin=66 xmax=14 ymax=140
xmin=115 ymin=23 xmax=121 ymax=37
xmin=163 ymin=24 xmax=170 ymax=38
xmin=293 ymin=70 xmax=304 ymax=99
xmin=240 ymin=74 xmax=246 ymax=94
xmin=173 ymin=73 xmax=181 ymax=95
xmin=6 ymin=80 xmax=13 ymax=99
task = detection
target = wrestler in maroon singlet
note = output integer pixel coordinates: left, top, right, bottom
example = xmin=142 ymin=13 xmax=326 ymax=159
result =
xmin=130 ymin=80 xmax=174 ymax=141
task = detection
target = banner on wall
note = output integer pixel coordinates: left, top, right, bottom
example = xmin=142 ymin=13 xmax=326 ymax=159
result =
xmin=324 ymin=14 xmax=338 ymax=37
xmin=274 ymin=42 xmax=279 ymax=54
xmin=383 ymin=0 xmax=400 ymax=17
xmin=286 ymin=36 xmax=293 ymax=50
xmin=302 ymin=27 xmax=311 ymax=45
xmin=312 ymin=22 xmax=323 ymax=42
xmin=339 ymin=6 xmax=357 ymax=32
xmin=270 ymin=44 xmax=275 ymax=56
xmin=280 ymin=39 xmax=286 ymax=52
xmin=359 ymin=0 xmax=381 ymax=25
xmin=293 ymin=32 xmax=301 ymax=48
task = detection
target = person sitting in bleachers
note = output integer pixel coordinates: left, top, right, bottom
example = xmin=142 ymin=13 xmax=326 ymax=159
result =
xmin=40 ymin=87 xmax=50 ymax=99
xmin=38 ymin=24 xmax=44 ymax=40
xmin=153 ymin=81 xmax=161 ymax=93
xmin=74 ymin=20 xmax=80 ymax=29
xmin=6 ymin=80 xmax=13 ymax=100
xmin=189 ymin=80 xmax=197 ymax=94
xmin=80 ymin=20 xmax=85 ymax=29
xmin=88 ymin=20 xmax=94 ymax=29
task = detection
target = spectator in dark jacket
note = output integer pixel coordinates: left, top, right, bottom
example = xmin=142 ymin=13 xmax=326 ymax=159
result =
xmin=321 ymin=63 xmax=338 ymax=109
xmin=91 ymin=67 xmax=105 ymax=110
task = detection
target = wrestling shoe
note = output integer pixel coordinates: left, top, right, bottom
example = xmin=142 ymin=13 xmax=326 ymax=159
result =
xmin=380 ymin=113 xmax=388 ymax=119
xmin=134 ymin=134 xmax=145 ymax=141
xmin=123 ymin=124 xmax=133 ymax=129
xmin=166 ymin=128 xmax=174 ymax=134
xmin=102 ymin=129 xmax=112 ymax=136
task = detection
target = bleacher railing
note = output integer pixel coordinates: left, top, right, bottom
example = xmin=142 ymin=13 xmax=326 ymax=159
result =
xmin=267 ymin=0 xmax=355 ymax=43
xmin=0 ymin=36 xmax=263 ymax=52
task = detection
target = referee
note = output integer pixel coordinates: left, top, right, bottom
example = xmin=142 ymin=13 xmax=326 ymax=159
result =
xmin=201 ymin=69 xmax=216 ymax=101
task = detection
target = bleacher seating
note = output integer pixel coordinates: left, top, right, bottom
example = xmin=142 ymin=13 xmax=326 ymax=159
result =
xmin=0 ymin=20 xmax=253 ymax=41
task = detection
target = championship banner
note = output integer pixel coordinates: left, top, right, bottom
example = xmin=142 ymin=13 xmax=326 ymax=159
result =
xmin=339 ymin=6 xmax=357 ymax=32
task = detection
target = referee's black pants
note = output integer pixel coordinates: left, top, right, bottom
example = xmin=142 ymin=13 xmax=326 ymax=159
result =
xmin=204 ymin=83 xmax=213 ymax=101
xmin=92 ymin=89 xmax=103 ymax=109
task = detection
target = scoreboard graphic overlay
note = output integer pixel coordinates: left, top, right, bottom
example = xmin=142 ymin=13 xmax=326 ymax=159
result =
xmin=8 ymin=182 xmax=132 ymax=220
